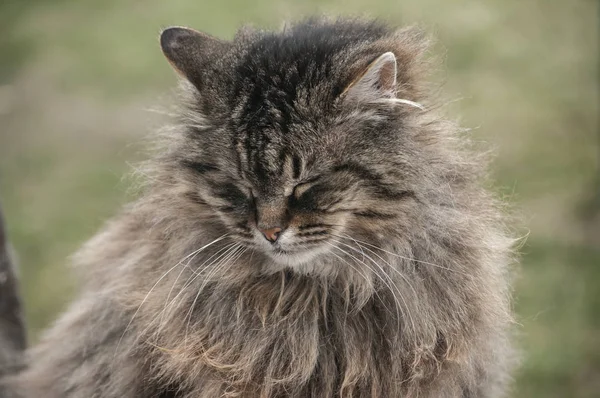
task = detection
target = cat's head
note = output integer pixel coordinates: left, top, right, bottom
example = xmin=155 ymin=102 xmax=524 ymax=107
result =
xmin=157 ymin=19 xmax=435 ymax=269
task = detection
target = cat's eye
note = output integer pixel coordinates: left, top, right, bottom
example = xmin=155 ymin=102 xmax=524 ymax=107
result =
xmin=238 ymin=183 xmax=255 ymax=201
xmin=291 ymin=177 xmax=321 ymax=199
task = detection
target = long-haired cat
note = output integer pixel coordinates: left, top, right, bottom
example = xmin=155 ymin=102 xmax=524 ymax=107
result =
xmin=6 ymin=18 xmax=515 ymax=397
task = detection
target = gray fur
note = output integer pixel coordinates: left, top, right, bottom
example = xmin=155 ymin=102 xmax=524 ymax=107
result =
xmin=6 ymin=18 xmax=516 ymax=397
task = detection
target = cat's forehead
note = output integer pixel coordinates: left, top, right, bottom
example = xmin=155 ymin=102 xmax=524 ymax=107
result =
xmin=229 ymin=22 xmax=390 ymax=128
xmin=232 ymin=52 xmax=337 ymax=132
xmin=236 ymin=124 xmax=325 ymax=188
xmin=220 ymin=21 xmax=404 ymax=187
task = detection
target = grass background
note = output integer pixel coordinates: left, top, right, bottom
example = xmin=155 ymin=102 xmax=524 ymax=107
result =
xmin=0 ymin=0 xmax=598 ymax=396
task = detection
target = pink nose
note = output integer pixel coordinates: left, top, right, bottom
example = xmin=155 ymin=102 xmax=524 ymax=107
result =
xmin=260 ymin=227 xmax=282 ymax=243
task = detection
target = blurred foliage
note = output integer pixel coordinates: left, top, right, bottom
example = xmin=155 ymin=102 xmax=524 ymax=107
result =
xmin=0 ymin=0 xmax=598 ymax=396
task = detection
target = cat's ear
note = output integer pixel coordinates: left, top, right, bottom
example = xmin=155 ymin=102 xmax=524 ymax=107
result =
xmin=160 ymin=27 xmax=229 ymax=89
xmin=342 ymin=52 xmax=397 ymax=103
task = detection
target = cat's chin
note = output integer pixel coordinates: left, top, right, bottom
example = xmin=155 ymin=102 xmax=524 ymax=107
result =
xmin=263 ymin=246 xmax=328 ymax=269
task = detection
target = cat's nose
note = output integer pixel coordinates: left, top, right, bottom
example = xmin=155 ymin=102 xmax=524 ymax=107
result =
xmin=260 ymin=227 xmax=282 ymax=243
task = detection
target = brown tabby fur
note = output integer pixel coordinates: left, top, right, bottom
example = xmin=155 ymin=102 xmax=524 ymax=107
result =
xmin=5 ymin=18 xmax=516 ymax=397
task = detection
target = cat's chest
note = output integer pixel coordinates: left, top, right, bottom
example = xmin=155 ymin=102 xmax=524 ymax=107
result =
xmin=142 ymin=299 xmax=400 ymax=398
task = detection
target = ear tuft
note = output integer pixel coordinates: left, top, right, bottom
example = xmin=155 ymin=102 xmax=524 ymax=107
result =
xmin=371 ymin=52 xmax=397 ymax=93
xmin=343 ymin=52 xmax=398 ymax=103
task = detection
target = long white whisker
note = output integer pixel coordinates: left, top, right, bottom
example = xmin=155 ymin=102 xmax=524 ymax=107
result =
xmin=329 ymin=240 xmax=402 ymax=328
xmin=330 ymin=238 xmax=415 ymax=335
xmin=332 ymin=233 xmax=420 ymax=300
xmin=159 ymin=243 xmax=240 ymax=323
xmin=339 ymin=237 xmax=421 ymax=336
xmin=325 ymin=243 xmax=371 ymax=286
xmin=183 ymin=245 xmax=246 ymax=346
xmin=332 ymin=231 xmax=465 ymax=275
xmin=326 ymin=243 xmax=391 ymax=316
xmin=158 ymin=239 xmax=233 ymax=328
xmin=114 ymin=234 xmax=229 ymax=357
xmin=143 ymin=242 xmax=238 ymax=343
xmin=388 ymin=97 xmax=426 ymax=110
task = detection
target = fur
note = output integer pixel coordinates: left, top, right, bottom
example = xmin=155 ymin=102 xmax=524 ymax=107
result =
xmin=6 ymin=18 xmax=516 ymax=397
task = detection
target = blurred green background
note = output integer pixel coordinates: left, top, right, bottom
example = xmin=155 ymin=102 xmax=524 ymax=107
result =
xmin=0 ymin=0 xmax=598 ymax=396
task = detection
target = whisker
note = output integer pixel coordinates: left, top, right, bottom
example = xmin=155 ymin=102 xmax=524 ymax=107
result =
xmin=143 ymin=242 xmax=239 ymax=343
xmin=330 ymin=233 xmax=420 ymax=297
xmin=330 ymin=238 xmax=415 ymax=335
xmin=330 ymin=231 xmax=466 ymax=275
xmin=325 ymin=243 xmax=372 ymax=287
xmin=160 ymin=243 xmax=240 ymax=323
xmin=158 ymin=240 xmax=234 ymax=328
xmin=325 ymin=243 xmax=382 ymax=314
xmin=114 ymin=233 xmax=229 ymax=357
xmin=183 ymin=245 xmax=246 ymax=346
xmin=334 ymin=236 xmax=421 ymax=332
xmin=328 ymin=241 xmax=402 ymax=326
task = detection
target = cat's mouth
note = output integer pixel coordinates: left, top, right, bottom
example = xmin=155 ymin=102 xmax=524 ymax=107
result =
xmin=247 ymin=227 xmax=332 ymax=267
xmin=272 ymin=248 xmax=292 ymax=255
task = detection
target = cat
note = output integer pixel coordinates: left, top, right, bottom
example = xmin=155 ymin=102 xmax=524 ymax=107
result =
xmin=5 ymin=18 xmax=516 ymax=397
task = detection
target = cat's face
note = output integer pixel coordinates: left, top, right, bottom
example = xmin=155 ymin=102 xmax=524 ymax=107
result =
xmin=160 ymin=21 xmax=425 ymax=268
xmin=183 ymin=123 xmax=417 ymax=268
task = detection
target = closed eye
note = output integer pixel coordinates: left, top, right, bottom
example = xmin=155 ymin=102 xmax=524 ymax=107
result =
xmin=292 ymin=176 xmax=321 ymax=199
xmin=244 ymin=185 xmax=255 ymax=200
xmin=181 ymin=160 xmax=220 ymax=174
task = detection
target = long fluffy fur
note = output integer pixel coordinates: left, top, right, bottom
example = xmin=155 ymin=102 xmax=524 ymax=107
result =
xmin=5 ymin=18 xmax=516 ymax=397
